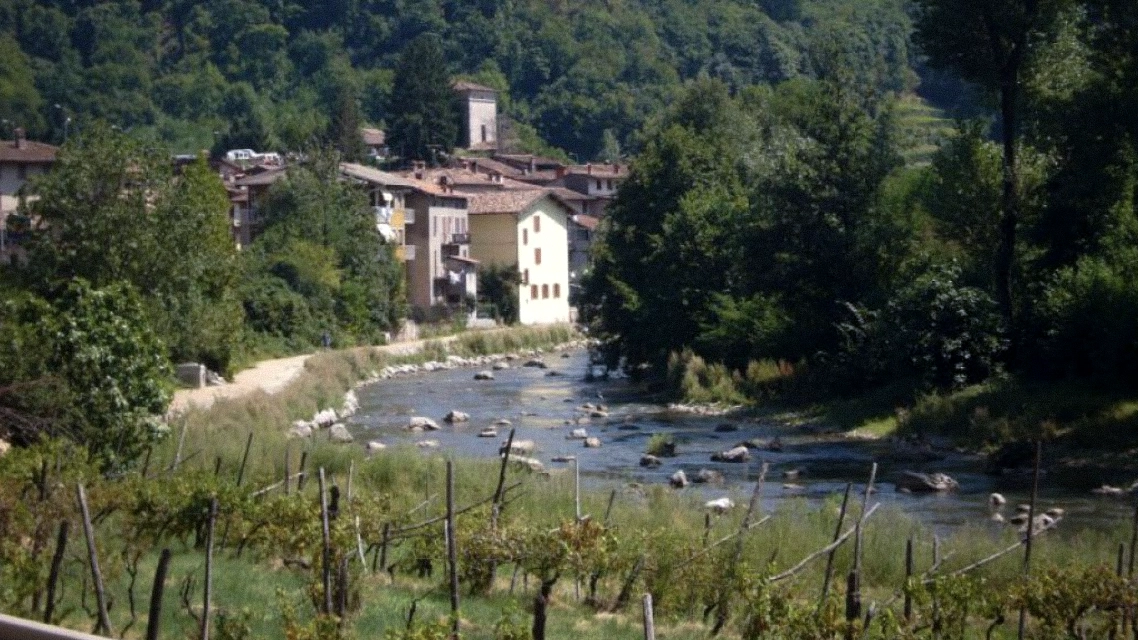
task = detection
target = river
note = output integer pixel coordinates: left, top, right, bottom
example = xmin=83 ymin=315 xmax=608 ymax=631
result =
xmin=349 ymin=350 xmax=1134 ymax=535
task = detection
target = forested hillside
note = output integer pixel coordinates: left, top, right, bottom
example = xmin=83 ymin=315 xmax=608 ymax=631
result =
xmin=0 ymin=0 xmax=919 ymax=159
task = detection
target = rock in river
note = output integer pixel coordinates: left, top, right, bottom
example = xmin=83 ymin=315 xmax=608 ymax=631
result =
xmin=500 ymin=439 xmax=536 ymax=456
xmin=366 ymin=440 xmax=387 ymax=453
xmin=640 ymin=454 xmax=662 ymax=468
xmin=328 ymin=423 xmax=353 ymax=443
xmin=693 ymin=469 xmax=725 ymax=484
xmin=670 ymin=470 xmax=690 ymax=488
xmin=444 ymin=410 xmax=470 ymax=423
xmin=474 ymin=370 xmax=495 ymax=381
xmin=894 ymin=471 xmax=959 ymax=493
xmin=567 ymin=428 xmax=589 ymax=440
xmin=584 ymin=437 xmax=602 ymax=448
xmin=408 ymin=416 xmax=440 ymax=432
xmin=711 ymin=446 xmax=752 ymax=463
xmin=705 ymin=497 xmax=735 ymax=513
xmin=478 ymin=428 xmax=498 ymax=438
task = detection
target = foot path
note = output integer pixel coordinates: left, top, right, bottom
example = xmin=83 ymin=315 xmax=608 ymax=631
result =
xmin=168 ymin=335 xmax=464 ymax=414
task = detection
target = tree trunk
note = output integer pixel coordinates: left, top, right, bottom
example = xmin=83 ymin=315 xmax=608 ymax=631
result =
xmin=995 ymin=69 xmax=1020 ymax=348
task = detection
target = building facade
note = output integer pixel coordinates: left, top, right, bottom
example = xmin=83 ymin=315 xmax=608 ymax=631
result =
xmin=453 ymin=81 xmax=498 ymax=151
xmin=403 ymin=185 xmax=477 ymax=317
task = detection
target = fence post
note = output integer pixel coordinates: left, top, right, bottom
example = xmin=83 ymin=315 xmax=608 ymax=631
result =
xmin=76 ymin=484 xmax=113 ymax=637
xmin=642 ymin=594 xmax=656 ymax=640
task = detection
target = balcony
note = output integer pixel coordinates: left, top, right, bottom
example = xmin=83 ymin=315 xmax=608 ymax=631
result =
xmin=446 ymin=232 xmax=471 ymax=245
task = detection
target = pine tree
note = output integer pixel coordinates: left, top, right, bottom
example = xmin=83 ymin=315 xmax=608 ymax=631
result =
xmin=387 ymin=33 xmax=457 ymax=165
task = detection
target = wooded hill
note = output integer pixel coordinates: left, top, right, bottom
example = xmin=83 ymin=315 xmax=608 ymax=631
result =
xmin=0 ymin=0 xmax=924 ymax=160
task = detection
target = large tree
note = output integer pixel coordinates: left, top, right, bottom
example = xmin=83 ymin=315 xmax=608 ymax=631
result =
xmin=911 ymin=0 xmax=1071 ymax=341
xmin=386 ymin=33 xmax=457 ymax=164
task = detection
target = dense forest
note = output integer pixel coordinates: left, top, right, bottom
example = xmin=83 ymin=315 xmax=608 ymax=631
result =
xmin=0 ymin=0 xmax=922 ymax=160
xmin=585 ymin=0 xmax=1138 ymax=438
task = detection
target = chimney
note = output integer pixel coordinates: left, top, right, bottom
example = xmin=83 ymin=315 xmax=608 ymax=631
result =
xmin=14 ymin=127 xmax=26 ymax=149
xmin=529 ymin=157 xmax=536 ymax=173
xmin=586 ymin=163 xmax=592 ymax=175
xmin=555 ymin=166 xmax=567 ymax=179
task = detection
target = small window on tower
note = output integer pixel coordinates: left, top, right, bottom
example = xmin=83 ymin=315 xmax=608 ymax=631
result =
xmin=553 ymin=283 xmax=561 ymax=298
xmin=535 ymin=248 xmax=541 ymax=265
xmin=531 ymin=285 xmax=538 ymax=300
xmin=481 ymin=124 xmax=488 ymax=142
xmin=534 ymin=216 xmax=541 ymax=232
xmin=522 ymin=229 xmax=528 ymax=245
xmin=542 ymin=284 xmax=549 ymax=299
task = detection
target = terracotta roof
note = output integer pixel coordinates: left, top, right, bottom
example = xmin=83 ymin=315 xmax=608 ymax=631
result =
xmin=360 ymin=128 xmax=385 ymax=146
xmin=467 ymin=189 xmax=575 ymax=216
xmin=572 ymin=214 xmax=600 ymax=231
xmin=233 ymin=167 xmax=287 ymax=187
xmin=494 ymin=153 xmax=565 ymax=170
xmin=460 ymin=157 xmax=523 ymax=177
xmin=549 ymin=187 xmax=588 ymax=201
xmin=566 ymin=164 xmax=628 ymax=179
xmin=453 ymin=80 xmax=499 ymax=93
xmin=0 ymin=138 xmax=58 ymax=164
xmin=340 ymin=162 xmax=417 ymax=189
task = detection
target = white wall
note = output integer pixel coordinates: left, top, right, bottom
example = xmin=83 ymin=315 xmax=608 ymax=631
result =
xmin=517 ymin=196 xmax=570 ymax=325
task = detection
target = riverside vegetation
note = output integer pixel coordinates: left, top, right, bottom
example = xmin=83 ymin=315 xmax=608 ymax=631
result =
xmin=3 ymin=325 xmax=1138 ymax=639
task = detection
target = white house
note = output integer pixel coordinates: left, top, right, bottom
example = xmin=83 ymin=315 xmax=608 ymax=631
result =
xmin=467 ymin=190 xmax=572 ymax=325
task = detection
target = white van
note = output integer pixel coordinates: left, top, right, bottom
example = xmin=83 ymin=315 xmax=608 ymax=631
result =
xmin=225 ymin=149 xmax=256 ymax=162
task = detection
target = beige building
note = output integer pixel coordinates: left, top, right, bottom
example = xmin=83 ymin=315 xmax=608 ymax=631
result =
xmin=339 ymin=163 xmax=414 ymax=261
xmin=401 ymin=179 xmax=477 ymax=317
xmin=1 ymin=129 xmax=58 ymax=263
xmin=453 ymin=81 xmax=498 ymax=151
xmin=467 ymin=190 xmax=572 ymax=325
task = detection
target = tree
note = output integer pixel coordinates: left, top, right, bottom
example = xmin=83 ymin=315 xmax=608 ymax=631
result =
xmin=327 ymin=83 xmax=366 ymax=161
xmin=387 ymin=33 xmax=457 ymax=164
xmin=0 ymin=281 xmax=170 ymax=473
xmin=21 ymin=125 xmax=243 ymax=371
xmin=911 ymin=0 xmax=1071 ymax=339
xmin=0 ymin=35 xmax=45 ymax=136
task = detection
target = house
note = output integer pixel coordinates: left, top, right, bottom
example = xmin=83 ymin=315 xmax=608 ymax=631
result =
xmin=453 ymin=81 xmax=499 ymax=151
xmin=568 ymin=213 xmax=599 ymax=296
xmin=338 ymin=162 xmax=415 ymax=260
xmin=230 ymin=166 xmax=287 ymax=247
xmin=360 ymin=128 xmax=387 ymax=159
xmin=400 ymin=177 xmax=478 ymax=317
xmin=466 ymin=189 xmax=573 ymax=325
xmin=554 ymin=163 xmax=628 ymax=217
xmin=1 ymin=128 xmax=58 ymax=262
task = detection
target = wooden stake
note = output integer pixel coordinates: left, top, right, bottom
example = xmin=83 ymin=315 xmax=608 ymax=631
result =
xmin=1128 ymin=504 xmax=1138 ymax=578
xmin=712 ymin=462 xmax=768 ymax=635
xmin=172 ymin=419 xmax=188 ymax=473
xmin=446 ymin=460 xmax=460 ymax=638
xmin=319 ymin=468 xmax=333 ymax=615
xmin=821 ymin=483 xmax=854 ymax=604
xmin=284 ymin=447 xmax=291 ymax=496
xmin=236 ymin=432 xmax=253 ymax=487
xmin=574 ymin=456 xmax=581 ymax=521
xmin=43 ymin=520 xmax=69 ymax=624
xmin=642 ymin=593 xmax=656 ymax=640
xmin=491 ymin=429 xmax=515 ymax=527
xmin=297 ymin=451 xmax=309 ymax=492
xmin=904 ymin=537 xmax=914 ymax=622
xmin=347 ymin=460 xmax=355 ymax=502
xmin=377 ymin=523 xmax=391 ymax=575
xmin=77 ymin=484 xmax=113 ymax=636
xmin=201 ymin=499 xmax=218 ymax=640
xmin=146 ymin=548 xmax=171 ymax=640
xmin=1018 ymin=440 xmax=1042 ymax=640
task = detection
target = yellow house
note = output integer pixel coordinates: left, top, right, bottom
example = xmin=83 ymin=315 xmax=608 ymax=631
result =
xmin=339 ymin=163 xmax=415 ymax=261
xmin=467 ymin=190 xmax=573 ymax=325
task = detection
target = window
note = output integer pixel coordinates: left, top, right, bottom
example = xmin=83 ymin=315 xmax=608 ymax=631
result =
xmin=523 ymin=269 xmax=529 ymax=284
xmin=531 ymin=284 xmax=538 ymax=300
xmin=542 ymin=284 xmax=549 ymax=299
xmin=17 ymin=164 xmax=27 ymax=180
xmin=533 ymin=215 xmax=541 ymax=232
xmin=534 ymin=248 xmax=541 ymax=265
xmin=522 ymin=228 xmax=528 ymax=245
xmin=607 ymin=180 xmax=613 ymax=190
xmin=596 ymin=179 xmax=602 ymax=191
xmin=554 ymin=283 xmax=561 ymax=298
xmin=481 ymin=124 xmax=487 ymax=142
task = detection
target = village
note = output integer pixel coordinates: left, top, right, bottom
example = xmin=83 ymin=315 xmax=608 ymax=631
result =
xmin=0 ymin=80 xmax=627 ymax=331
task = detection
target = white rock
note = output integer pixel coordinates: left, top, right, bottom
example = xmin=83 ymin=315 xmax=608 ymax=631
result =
xmin=313 ymin=408 xmax=338 ymax=428
xmin=670 ymin=470 xmax=690 ymax=488
xmin=584 ymin=437 xmax=602 ymax=448
xmin=989 ymin=492 xmax=1007 ymax=507
xmin=640 ymin=454 xmax=662 ymax=468
xmin=711 ymin=446 xmax=752 ymax=463
xmin=492 ymin=361 xmax=510 ymax=371
xmin=341 ymin=390 xmax=360 ymax=417
xmin=444 ymin=410 xmax=470 ymax=423
xmin=567 ymin=428 xmax=589 ymax=440
xmin=705 ymin=497 xmax=735 ymax=513
xmin=408 ymin=417 xmax=440 ymax=431
xmin=366 ymin=440 xmax=387 ymax=453
xmin=0 ymin=438 xmax=11 ymax=457
xmin=478 ymin=428 xmax=499 ymax=438
xmin=417 ymin=439 xmax=440 ymax=448
xmin=589 ymin=410 xmax=609 ymax=419
xmin=494 ymin=419 xmax=513 ymax=427
xmin=474 ymin=370 xmax=495 ymax=380
xmin=288 ymin=421 xmax=314 ymax=439
xmin=500 ymin=439 xmax=536 ymax=456
xmin=328 ymin=423 xmax=353 ymax=443
xmin=551 ymin=455 xmax=577 ymax=463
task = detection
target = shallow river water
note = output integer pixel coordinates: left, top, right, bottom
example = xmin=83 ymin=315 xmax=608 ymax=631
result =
xmin=349 ymin=351 xmax=1134 ymax=537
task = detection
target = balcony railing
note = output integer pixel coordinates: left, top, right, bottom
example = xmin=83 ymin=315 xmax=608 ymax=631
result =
xmin=447 ymin=232 xmax=471 ymax=245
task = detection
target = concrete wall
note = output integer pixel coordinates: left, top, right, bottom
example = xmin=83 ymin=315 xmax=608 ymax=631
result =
xmin=0 ymin=162 xmax=48 ymax=196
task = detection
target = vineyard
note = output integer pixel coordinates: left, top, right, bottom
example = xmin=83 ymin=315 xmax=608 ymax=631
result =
xmin=2 ymin=330 xmax=1137 ymax=639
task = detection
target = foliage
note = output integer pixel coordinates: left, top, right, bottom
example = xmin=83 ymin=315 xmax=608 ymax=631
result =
xmin=386 ymin=33 xmax=457 ymax=164
xmin=0 ymin=281 xmax=169 ymax=472
xmin=477 ymin=263 xmax=520 ymax=325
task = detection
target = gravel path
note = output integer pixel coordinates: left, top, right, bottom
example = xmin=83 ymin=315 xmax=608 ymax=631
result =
xmin=168 ymin=335 xmax=464 ymax=414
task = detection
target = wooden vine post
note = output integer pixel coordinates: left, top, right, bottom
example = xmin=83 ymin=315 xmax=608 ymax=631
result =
xmin=1017 ymin=441 xmax=1042 ymax=640
xmin=820 ymin=483 xmax=853 ymax=605
xmin=201 ymin=498 xmax=218 ymax=640
xmin=711 ymin=461 xmax=768 ymax=636
xmin=77 ymin=483 xmax=114 ymax=636
xmin=147 ymin=548 xmax=172 ymax=640
xmin=446 ymin=460 xmax=460 ymax=638
xmin=42 ymin=520 xmax=69 ymax=624
xmin=642 ymin=593 xmax=656 ymax=640
xmin=236 ymin=432 xmax=254 ymax=487
xmin=319 ymin=468 xmax=334 ymax=615
xmin=847 ymin=463 xmax=877 ymax=629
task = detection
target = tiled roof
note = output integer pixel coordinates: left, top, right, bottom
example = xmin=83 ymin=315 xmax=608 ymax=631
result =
xmin=453 ymin=80 xmax=499 ymax=93
xmin=494 ymin=153 xmax=565 ymax=170
xmin=549 ymin=187 xmax=589 ymax=201
xmin=572 ymin=214 xmax=600 ymax=231
xmin=467 ymin=189 xmax=574 ymax=216
xmin=566 ymin=164 xmax=628 ymax=179
xmin=0 ymin=138 xmax=58 ymax=164
xmin=360 ymin=128 xmax=385 ymax=146
xmin=461 ymin=157 xmax=523 ymax=177
xmin=340 ymin=162 xmax=417 ymax=189
xmin=233 ymin=167 xmax=287 ymax=187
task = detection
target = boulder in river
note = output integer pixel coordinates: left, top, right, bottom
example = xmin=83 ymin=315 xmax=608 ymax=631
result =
xmin=567 ymin=428 xmax=589 ymax=440
xmin=714 ymin=423 xmax=739 ymax=433
xmin=416 ymin=439 xmax=440 ymax=448
xmin=705 ymin=497 xmax=735 ymax=513
xmin=494 ymin=418 xmax=513 ymax=427
xmin=693 ymin=469 xmax=725 ymax=484
xmin=640 ymin=454 xmax=662 ymax=468
xmin=500 ymin=439 xmax=536 ymax=456
xmin=523 ymin=359 xmax=547 ymax=369
xmin=366 ymin=440 xmax=387 ymax=453
xmin=328 ymin=423 xmax=354 ymax=443
xmin=492 ymin=361 xmax=510 ymax=371
xmin=589 ymin=410 xmax=609 ymax=419
xmin=474 ymin=370 xmax=495 ymax=381
xmin=895 ymin=471 xmax=959 ymax=493
xmin=478 ymin=428 xmax=498 ymax=438
xmin=670 ymin=470 xmax=690 ymax=488
xmin=551 ymin=455 xmax=576 ymax=463
xmin=444 ymin=410 xmax=470 ymax=423
xmin=313 ymin=408 xmax=338 ymax=428
xmin=408 ymin=417 xmax=440 ymax=432
xmin=711 ymin=446 xmax=752 ymax=463
xmin=584 ymin=437 xmax=602 ymax=448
